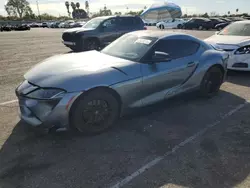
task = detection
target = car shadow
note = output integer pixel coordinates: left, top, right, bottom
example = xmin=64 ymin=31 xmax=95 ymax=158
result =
xmin=0 ymin=90 xmax=249 ymax=188
xmin=227 ymin=70 xmax=250 ymax=87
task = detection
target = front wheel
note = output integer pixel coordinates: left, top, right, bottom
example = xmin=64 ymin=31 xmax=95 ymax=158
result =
xmin=160 ymin=25 xmax=164 ymax=29
xmin=177 ymin=24 xmax=182 ymax=29
xmin=70 ymin=89 xmax=120 ymax=135
xmin=84 ymin=38 xmax=100 ymax=51
xmin=199 ymin=66 xmax=224 ymax=98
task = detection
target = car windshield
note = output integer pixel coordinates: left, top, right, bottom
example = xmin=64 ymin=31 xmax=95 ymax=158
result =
xmin=219 ymin=22 xmax=250 ymax=36
xmin=83 ymin=17 xmax=105 ymax=29
xmin=101 ymin=34 xmax=157 ymax=61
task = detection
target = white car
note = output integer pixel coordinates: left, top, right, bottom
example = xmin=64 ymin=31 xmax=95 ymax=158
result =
xmin=205 ymin=21 xmax=250 ymax=71
xmin=156 ymin=19 xmax=186 ymax=29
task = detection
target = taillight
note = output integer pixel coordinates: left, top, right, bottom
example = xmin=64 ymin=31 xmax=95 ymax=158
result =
xmin=144 ymin=26 xmax=147 ymax=30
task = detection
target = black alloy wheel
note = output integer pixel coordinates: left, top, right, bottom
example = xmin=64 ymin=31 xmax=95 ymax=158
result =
xmin=71 ymin=89 xmax=120 ymax=134
xmin=200 ymin=66 xmax=224 ymax=98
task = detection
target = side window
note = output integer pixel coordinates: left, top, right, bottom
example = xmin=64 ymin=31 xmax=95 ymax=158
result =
xmin=102 ymin=18 xmax=117 ymax=29
xmin=153 ymin=39 xmax=200 ymax=59
xmin=118 ymin=17 xmax=138 ymax=29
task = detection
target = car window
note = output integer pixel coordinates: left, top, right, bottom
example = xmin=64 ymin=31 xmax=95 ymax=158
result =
xmin=152 ymin=39 xmax=200 ymax=59
xmin=103 ymin=18 xmax=117 ymax=28
xmin=118 ymin=17 xmax=139 ymax=28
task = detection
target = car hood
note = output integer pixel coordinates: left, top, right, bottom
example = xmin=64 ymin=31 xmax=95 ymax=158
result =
xmin=24 ymin=51 xmax=140 ymax=92
xmin=63 ymin=27 xmax=94 ymax=33
xmin=205 ymin=35 xmax=250 ymax=47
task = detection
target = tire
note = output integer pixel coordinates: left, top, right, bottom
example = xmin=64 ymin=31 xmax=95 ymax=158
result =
xmin=177 ymin=24 xmax=182 ymax=29
xmin=198 ymin=26 xmax=203 ymax=30
xmin=217 ymin=27 xmax=222 ymax=31
xmin=199 ymin=66 xmax=224 ymax=98
xmin=83 ymin=38 xmax=100 ymax=51
xmin=70 ymin=89 xmax=120 ymax=135
xmin=160 ymin=25 xmax=164 ymax=30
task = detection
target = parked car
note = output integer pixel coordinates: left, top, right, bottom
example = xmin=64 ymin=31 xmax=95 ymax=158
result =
xmin=205 ymin=20 xmax=250 ymax=71
xmin=64 ymin=20 xmax=75 ymax=28
xmin=220 ymin=17 xmax=232 ymax=22
xmin=69 ymin=21 xmax=86 ymax=28
xmin=209 ymin=18 xmax=226 ymax=28
xmin=58 ymin=22 xmax=66 ymax=28
xmin=14 ymin=24 xmax=31 ymax=31
xmin=215 ymin=22 xmax=230 ymax=31
xmin=228 ymin=17 xmax=246 ymax=22
xmin=182 ymin=18 xmax=214 ymax=30
xmin=29 ymin=22 xmax=40 ymax=28
xmin=16 ymin=30 xmax=228 ymax=134
xmin=0 ymin=25 xmax=12 ymax=32
xmin=41 ymin=22 xmax=48 ymax=28
xmin=51 ymin=21 xmax=61 ymax=28
xmin=156 ymin=18 xmax=186 ymax=29
xmin=62 ymin=15 xmax=146 ymax=51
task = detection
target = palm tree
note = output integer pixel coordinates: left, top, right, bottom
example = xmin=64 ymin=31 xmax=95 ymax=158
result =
xmin=228 ymin=11 xmax=230 ymax=15
xmin=71 ymin=2 xmax=76 ymax=12
xmin=65 ymin=1 xmax=70 ymax=17
xmin=85 ymin=1 xmax=89 ymax=15
xmin=236 ymin=8 xmax=239 ymax=14
xmin=76 ymin=2 xmax=80 ymax=9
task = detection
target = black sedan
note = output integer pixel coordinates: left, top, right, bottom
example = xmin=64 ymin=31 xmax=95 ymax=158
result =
xmin=0 ymin=25 xmax=12 ymax=32
xmin=215 ymin=22 xmax=230 ymax=30
xmin=14 ymin=24 xmax=31 ymax=31
xmin=182 ymin=18 xmax=214 ymax=30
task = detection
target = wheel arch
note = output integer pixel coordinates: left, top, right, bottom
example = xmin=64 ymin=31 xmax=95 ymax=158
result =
xmin=68 ymin=86 xmax=122 ymax=127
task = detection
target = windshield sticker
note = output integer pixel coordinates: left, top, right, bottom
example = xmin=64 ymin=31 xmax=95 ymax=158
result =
xmin=135 ymin=38 xmax=152 ymax=45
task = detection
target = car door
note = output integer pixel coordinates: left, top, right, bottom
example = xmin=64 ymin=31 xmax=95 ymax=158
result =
xmin=140 ymin=39 xmax=200 ymax=106
xmin=99 ymin=18 xmax=119 ymax=46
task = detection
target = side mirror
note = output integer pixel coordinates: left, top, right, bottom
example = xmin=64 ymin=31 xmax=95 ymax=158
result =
xmin=152 ymin=51 xmax=171 ymax=62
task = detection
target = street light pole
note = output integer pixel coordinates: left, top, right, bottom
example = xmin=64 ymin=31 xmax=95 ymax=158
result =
xmin=36 ymin=0 xmax=41 ymax=21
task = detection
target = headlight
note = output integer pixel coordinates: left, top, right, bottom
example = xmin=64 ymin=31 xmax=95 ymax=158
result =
xmin=234 ymin=45 xmax=250 ymax=55
xmin=26 ymin=88 xmax=65 ymax=99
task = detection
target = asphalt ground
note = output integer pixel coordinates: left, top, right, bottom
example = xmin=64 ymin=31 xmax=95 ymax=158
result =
xmin=0 ymin=27 xmax=250 ymax=188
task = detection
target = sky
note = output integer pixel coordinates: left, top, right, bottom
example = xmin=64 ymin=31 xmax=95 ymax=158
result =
xmin=0 ymin=0 xmax=250 ymax=17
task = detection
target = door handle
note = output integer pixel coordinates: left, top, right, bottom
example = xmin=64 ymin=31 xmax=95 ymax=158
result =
xmin=187 ymin=62 xmax=195 ymax=67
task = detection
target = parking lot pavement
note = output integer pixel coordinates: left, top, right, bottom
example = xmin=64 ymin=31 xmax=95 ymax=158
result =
xmin=0 ymin=28 xmax=250 ymax=188
xmin=123 ymin=104 xmax=250 ymax=188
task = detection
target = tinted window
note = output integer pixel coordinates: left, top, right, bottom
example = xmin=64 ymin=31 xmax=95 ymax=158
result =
xmin=118 ymin=17 xmax=141 ymax=28
xmin=153 ymin=39 xmax=200 ymax=59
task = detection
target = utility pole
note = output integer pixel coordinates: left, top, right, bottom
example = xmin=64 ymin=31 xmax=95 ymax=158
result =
xmin=36 ymin=0 xmax=41 ymax=21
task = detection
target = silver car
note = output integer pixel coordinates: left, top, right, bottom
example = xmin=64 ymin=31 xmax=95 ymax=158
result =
xmin=16 ymin=30 xmax=229 ymax=134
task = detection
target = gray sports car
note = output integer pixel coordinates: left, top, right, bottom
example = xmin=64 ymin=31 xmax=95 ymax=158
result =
xmin=16 ymin=30 xmax=229 ymax=134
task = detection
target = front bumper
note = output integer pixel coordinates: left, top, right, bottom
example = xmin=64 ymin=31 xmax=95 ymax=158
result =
xmin=227 ymin=53 xmax=250 ymax=71
xmin=16 ymin=82 xmax=81 ymax=131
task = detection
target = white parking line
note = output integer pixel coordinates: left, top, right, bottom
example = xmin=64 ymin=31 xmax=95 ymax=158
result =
xmin=0 ymin=99 xmax=18 ymax=106
xmin=110 ymin=100 xmax=250 ymax=188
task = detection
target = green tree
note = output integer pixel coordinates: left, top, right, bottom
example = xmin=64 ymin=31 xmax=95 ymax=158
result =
xmin=5 ymin=0 xmax=32 ymax=18
xmin=201 ymin=12 xmax=209 ymax=18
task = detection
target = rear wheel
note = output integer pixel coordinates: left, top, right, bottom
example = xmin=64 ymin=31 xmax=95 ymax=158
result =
xmin=199 ymin=66 xmax=224 ymax=98
xmin=160 ymin=25 xmax=164 ymax=29
xmin=70 ymin=89 xmax=120 ymax=135
xmin=198 ymin=26 xmax=203 ymax=30
xmin=177 ymin=24 xmax=182 ymax=29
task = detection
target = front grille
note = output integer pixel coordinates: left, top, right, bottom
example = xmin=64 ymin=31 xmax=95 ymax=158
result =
xmin=62 ymin=32 xmax=75 ymax=41
xmin=232 ymin=63 xmax=248 ymax=68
